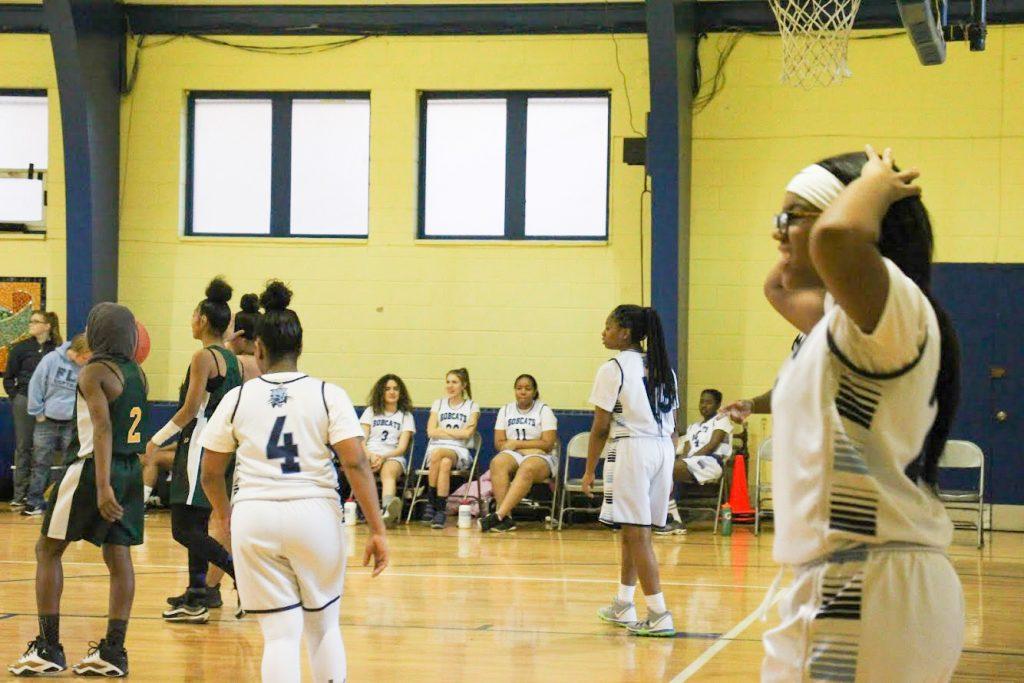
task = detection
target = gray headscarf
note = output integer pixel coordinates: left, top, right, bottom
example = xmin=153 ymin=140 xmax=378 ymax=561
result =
xmin=86 ymin=302 xmax=137 ymax=362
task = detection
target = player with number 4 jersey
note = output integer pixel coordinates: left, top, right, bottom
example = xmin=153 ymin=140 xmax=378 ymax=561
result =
xmin=199 ymin=281 xmax=387 ymax=683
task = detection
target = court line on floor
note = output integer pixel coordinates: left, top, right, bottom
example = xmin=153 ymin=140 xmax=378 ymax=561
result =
xmin=668 ymin=591 xmax=782 ymax=682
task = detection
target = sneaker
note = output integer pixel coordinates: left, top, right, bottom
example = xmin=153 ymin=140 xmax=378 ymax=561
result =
xmin=71 ymin=639 xmax=128 ymax=677
xmin=162 ymin=590 xmax=210 ymax=623
xmin=205 ymin=584 xmax=223 ymax=609
xmin=479 ymin=512 xmax=499 ymax=532
xmin=598 ymin=599 xmax=638 ymax=627
xmin=20 ymin=506 xmax=43 ymax=517
xmin=384 ymin=497 xmax=402 ymax=529
xmin=653 ymin=520 xmax=687 ymax=536
xmin=165 ymin=588 xmax=189 ymax=608
xmin=419 ymin=502 xmax=436 ymax=525
xmin=8 ymin=636 xmax=66 ymax=676
xmin=488 ymin=515 xmax=517 ymax=533
xmin=9 ymin=500 xmax=26 ymax=511
xmin=430 ymin=509 xmax=447 ymax=529
xmin=627 ymin=610 xmax=676 ymax=637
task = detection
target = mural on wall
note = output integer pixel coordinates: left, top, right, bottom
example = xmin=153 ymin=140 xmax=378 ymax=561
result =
xmin=0 ymin=277 xmax=46 ymax=374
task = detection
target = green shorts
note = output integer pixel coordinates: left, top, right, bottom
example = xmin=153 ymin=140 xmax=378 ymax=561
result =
xmin=42 ymin=454 xmax=144 ymax=547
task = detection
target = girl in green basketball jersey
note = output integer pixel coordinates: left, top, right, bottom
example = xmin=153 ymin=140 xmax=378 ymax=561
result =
xmin=145 ymin=278 xmax=242 ymax=623
xmin=9 ymin=303 xmax=148 ymax=677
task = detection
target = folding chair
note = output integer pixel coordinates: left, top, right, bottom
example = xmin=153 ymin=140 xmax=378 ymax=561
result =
xmin=675 ymin=454 xmax=732 ymax=534
xmin=405 ymin=432 xmax=483 ymax=523
xmin=754 ymin=437 xmax=773 ymax=536
xmin=556 ymin=433 xmax=605 ymax=530
xmin=507 ymin=438 xmax=561 ymax=522
xmin=937 ymin=439 xmax=985 ymax=548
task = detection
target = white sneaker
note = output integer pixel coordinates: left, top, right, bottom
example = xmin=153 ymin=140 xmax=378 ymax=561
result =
xmin=597 ymin=599 xmax=638 ymax=626
xmin=627 ymin=610 xmax=676 ymax=637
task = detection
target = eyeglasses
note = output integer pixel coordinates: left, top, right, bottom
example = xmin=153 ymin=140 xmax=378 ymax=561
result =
xmin=773 ymin=210 xmax=821 ymax=240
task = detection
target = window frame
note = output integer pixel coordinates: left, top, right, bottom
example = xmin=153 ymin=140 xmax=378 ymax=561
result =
xmin=184 ymin=90 xmax=371 ymax=239
xmin=0 ymin=88 xmax=49 ymax=232
xmin=417 ymin=90 xmax=611 ymax=242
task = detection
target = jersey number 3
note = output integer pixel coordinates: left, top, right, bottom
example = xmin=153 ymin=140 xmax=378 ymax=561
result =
xmin=267 ymin=416 xmax=300 ymax=474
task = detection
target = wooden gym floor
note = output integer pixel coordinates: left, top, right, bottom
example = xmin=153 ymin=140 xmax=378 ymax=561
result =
xmin=0 ymin=509 xmax=1021 ymax=681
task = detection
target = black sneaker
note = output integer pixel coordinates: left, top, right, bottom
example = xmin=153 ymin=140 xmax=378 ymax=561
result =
xmin=20 ymin=505 xmax=43 ymax=517
xmin=71 ymin=639 xmax=128 ymax=677
xmin=430 ymin=509 xmax=447 ymax=529
xmin=162 ymin=589 xmax=210 ymax=623
xmin=489 ymin=515 xmax=517 ymax=533
xmin=8 ymin=636 xmax=66 ymax=675
xmin=205 ymin=584 xmax=223 ymax=608
xmin=419 ymin=502 xmax=435 ymax=525
xmin=166 ymin=587 xmax=189 ymax=608
xmin=479 ymin=512 xmax=499 ymax=532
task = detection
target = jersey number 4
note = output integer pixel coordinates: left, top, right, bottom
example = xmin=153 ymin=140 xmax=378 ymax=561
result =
xmin=267 ymin=416 xmax=300 ymax=474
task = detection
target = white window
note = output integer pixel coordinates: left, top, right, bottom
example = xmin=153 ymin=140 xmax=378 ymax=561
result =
xmin=423 ymin=99 xmax=507 ymax=237
xmin=191 ymin=99 xmax=273 ymax=235
xmin=290 ymin=99 xmax=370 ymax=236
xmin=419 ymin=93 xmax=609 ymax=240
xmin=188 ymin=93 xmax=370 ymax=237
xmin=524 ymin=97 xmax=608 ymax=238
xmin=0 ymin=93 xmax=48 ymax=226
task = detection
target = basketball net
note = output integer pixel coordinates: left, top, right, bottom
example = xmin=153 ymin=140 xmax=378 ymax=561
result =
xmin=768 ymin=0 xmax=863 ymax=87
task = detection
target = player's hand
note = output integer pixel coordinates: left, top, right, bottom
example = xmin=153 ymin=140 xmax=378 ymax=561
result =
xmin=719 ymin=399 xmax=753 ymax=424
xmin=861 ymin=145 xmax=921 ymax=205
xmin=363 ymin=533 xmax=389 ymax=577
xmin=504 ymin=440 xmax=519 ymax=451
xmin=97 ymin=484 xmax=123 ymax=522
xmin=581 ymin=471 xmax=596 ymax=497
xmin=369 ymin=454 xmax=382 ymax=472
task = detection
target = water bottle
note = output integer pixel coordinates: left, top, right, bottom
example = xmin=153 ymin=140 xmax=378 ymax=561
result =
xmin=721 ymin=503 xmax=733 ymax=536
xmin=344 ymin=500 xmax=357 ymax=527
xmin=458 ymin=503 xmax=472 ymax=529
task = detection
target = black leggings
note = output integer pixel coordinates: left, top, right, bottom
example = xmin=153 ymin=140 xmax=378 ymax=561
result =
xmin=170 ymin=504 xmax=234 ymax=589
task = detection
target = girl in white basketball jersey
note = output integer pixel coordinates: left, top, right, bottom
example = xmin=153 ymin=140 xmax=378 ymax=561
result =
xmin=360 ymin=374 xmax=416 ymax=528
xmin=421 ymin=368 xmax=479 ymax=528
xmin=584 ymin=305 xmax=679 ymax=637
xmin=480 ymin=374 xmax=558 ymax=533
xmin=200 ymin=281 xmax=388 ymax=683
xmin=722 ymin=147 xmax=964 ymax=681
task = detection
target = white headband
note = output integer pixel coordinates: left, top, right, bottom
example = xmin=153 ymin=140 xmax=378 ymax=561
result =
xmin=785 ymin=164 xmax=846 ymax=211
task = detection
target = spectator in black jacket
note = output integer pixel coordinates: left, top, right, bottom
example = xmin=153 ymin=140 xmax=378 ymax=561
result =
xmin=3 ymin=311 xmax=61 ymax=508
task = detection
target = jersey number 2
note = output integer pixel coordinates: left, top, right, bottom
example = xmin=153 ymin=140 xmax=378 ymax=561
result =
xmin=267 ymin=416 xmax=300 ymax=474
xmin=127 ymin=407 xmax=143 ymax=444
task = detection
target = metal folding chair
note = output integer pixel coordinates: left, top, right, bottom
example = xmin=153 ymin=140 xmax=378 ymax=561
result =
xmin=754 ymin=438 xmax=773 ymax=536
xmin=556 ymin=433 xmax=605 ymax=530
xmin=405 ymin=432 xmax=483 ymax=523
xmin=937 ymin=439 xmax=985 ymax=548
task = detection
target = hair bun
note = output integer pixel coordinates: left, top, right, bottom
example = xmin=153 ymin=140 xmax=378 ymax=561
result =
xmin=205 ymin=277 xmax=233 ymax=305
xmin=260 ymin=280 xmax=292 ymax=311
xmin=240 ymin=293 xmax=260 ymax=314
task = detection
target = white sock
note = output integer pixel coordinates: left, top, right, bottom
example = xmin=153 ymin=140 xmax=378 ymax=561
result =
xmin=645 ymin=591 xmax=667 ymax=614
xmin=617 ymin=583 xmax=636 ymax=604
xmin=257 ymin=610 xmax=303 ymax=683
xmin=143 ymin=485 xmax=153 ymax=501
xmin=303 ymin=601 xmax=346 ymax=683
xmin=668 ymin=499 xmax=682 ymax=523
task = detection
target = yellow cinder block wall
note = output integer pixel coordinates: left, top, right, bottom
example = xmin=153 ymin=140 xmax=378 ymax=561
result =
xmin=119 ymin=34 xmax=651 ymax=406
xmin=688 ymin=27 xmax=1024 ymax=447
xmin=0 ymin=35 xmax=67 ymax=327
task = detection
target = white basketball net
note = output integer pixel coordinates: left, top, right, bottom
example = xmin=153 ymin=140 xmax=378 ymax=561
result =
xmin=769 ymin=0 xmax=863 ymax=87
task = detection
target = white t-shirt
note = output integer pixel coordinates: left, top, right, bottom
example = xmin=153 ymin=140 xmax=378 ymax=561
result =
xmin=429 ymin=397 xmax=479 ymax=449
xmin=588 ymin=350 xmax=678 ymax=439
xmin=200 ymin=372 xmax=363 ymax=503
xmin=685 ymin=414 xmax=734 ymax=459
xmin=770 ymin=258 xmax=954 ymax=565
xmin=495 ymin=401 xmax=558 ymax=452
xmin=359 ymin=407 xmax=416 ymax=455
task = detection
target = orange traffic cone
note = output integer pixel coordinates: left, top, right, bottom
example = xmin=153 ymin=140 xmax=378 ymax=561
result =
xmin=728 ymin=454 xmax=756 ymax=523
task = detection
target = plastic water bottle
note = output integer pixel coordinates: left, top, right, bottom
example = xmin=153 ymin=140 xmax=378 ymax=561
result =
xmin=458 ymin=503 xmax=472 ymax=529
xmin=721 ymin=503 xmax=733 ymax=536
xmin=344 ymin=500 xmax=357 ymax=527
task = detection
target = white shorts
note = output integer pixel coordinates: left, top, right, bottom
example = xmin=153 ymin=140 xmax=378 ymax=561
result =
xmin=424 ymin=444 xmax=472 ymax=471
xmin=368 ymin=448 xmax=408 ymax=474
xmin=682 ymin=455 xmax=723 ymax=485
xmin=599 ymin=436 xmax=674 ymax=527
xmin=500 ymin=450 xmax=557 ymax=479
xmin=232 ymin=497 xmax=347 ymax=614
xmin=763 ymin=546 xmax=964 ymax=682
